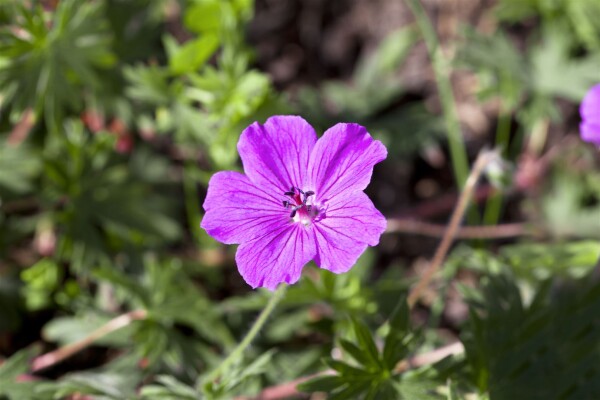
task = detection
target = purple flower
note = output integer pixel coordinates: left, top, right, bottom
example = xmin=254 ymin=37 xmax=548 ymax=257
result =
xmin=201 ymin=116 xmax=387 ymax=290
xmin=580 ymin=84 xmax=600 ymax=147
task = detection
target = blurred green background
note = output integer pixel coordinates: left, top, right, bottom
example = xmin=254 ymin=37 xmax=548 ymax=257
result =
xmin=0 ymin=0 xmax=599 ymax=399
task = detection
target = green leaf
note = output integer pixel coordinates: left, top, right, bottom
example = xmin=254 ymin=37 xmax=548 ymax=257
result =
xmin=501 ymin=241 xmax=600 ymax=280
xmin=204 ymin=350 xmax=278 ymax=397
xmin=494 ymin=0 xmax=537 ymax=21
xmin=0 ymin=140 xmax=41 ymax=195
xmin=297 ymin=375 xmax=347 ymax=393
xmin=39 ymin=123 xmax=182 ymax=269
xmin=226 ymin=349 xmax=276 ymax=388
xmin=456 ymin=27 xmax=527 ymax=109
xmin=329 ymin=380 xmax=372 ymax=400
xmin=0 ymin=346 xmax=43 ymax=399
xmin=325 ymin=359 xmax=369 ymax=376
xmin=20 ymin=258 xmax=62 ymax=311
xmin=394 ymin=376 xmax=443 ymax=399
xmin=542 ymin=169 xmax=600 ymax=238
xmin=446 ymin=379 xmax=460 ymax=400
xmin=184 ymin=0 xmax=222 ymax=34
xmin=566 ymin=0 xmax=600 ymax=50
xmin=0 ymin=0 xmax=116 ymax=130
xmin=168 ymin=34 xmax=220 ymax=75
xmin=383 ymin=299 xmax=411 ymax=369
xmin=339 ymin=338 xmax=371 ymax=367
xmin=389 ymin=298 xmax=410 ymax=334
xmin=530 ymin=28 xmax=600 ymax=101
xmin=42 ymin=314 xmax=134 ymax=347
xmin=93 ymin=266 xmax=149 ymax=306
xmin=125 ymin=64 xmax=174 ymax=105
xmin=37 ymin=371 xmax=140 ymax=399
xmin=351 ymin=318 xmax=381 ymax=368
xmin=463 ymin=269 xmax=600 ymax=399
xmin=355 ymin=26 xmax=418 ymax=88
xmin=0 ymin=346 xmax=36 ymax=382
xmin=495 ymin=0 xmax=600 ymax=50
xmin=140 ymin=375 xmax=199 ymax=399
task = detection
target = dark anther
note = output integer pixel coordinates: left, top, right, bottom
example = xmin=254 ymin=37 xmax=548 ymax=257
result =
xmin=283 ymin=186 xmax=315 ymax=219
xmin=302 ymin=190 xmax=314 ymax=202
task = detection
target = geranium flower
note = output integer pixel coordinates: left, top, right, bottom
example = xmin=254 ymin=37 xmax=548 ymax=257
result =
xmin=580 ymin=84 xmax=600 ymax=147
xmin=201 ymin=116 xmax=387 ymax=290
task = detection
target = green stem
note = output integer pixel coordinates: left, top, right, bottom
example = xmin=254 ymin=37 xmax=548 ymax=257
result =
xmin=483 ymin=111 xmax=511 ymax=226
xmin=404 ymin=0 xmax=469 ymax=189
xmin=204 ymin=284 xmax=287 ymax=384
xmin=495 ymin=110 xmax=512 ymax=154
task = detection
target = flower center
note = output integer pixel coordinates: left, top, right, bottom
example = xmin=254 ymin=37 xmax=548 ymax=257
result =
xmin=283 ymin=187 xmax=318 ymax=225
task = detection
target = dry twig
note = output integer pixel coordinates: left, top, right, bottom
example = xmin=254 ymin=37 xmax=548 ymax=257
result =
xmin=31 ymin=309 xmax=147 ymax=372
xmin=8 ymin=108 xmax=35 ymax=146
xmin=386 ymin=219 xmax=527 ymax=239
xmin=407 ymin=150 xmax=498 ymax=308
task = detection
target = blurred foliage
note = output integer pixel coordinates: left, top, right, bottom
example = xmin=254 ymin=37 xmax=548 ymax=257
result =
xmin=495 ymin=0 xmax=600 ymax=51
xmin=298 ymin=301 xmax=444 ymax=399
xmin=0 ymin=0 xmax=116 ymax=134
xmin=125 ymin=0 xmax=286 ymax=169
xmin=298 ymin=26 xmax=445 ymax=157
xmin=458 ymin=26 xmax=600 ymax=133
xmin=463 ymin=268 xmax=600 ymax=400
xmin=0 ymin=0 xmax=598 ymax=399
xmin=541 ymin=167 xmax=600 ymax=239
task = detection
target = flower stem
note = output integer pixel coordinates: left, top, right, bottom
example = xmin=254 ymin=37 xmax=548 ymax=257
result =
xmin=404 ymin=0 xmax=469 ymax=189
xmin=407 ymin=150 xmax=498 ymax=308
xmin=483 ymin=111 xmax=512 ymax=226
xmin=204 ymin=284 xmax=287 ymax=384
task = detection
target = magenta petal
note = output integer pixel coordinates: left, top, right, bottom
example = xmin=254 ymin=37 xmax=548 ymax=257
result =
xmin=580 ymin=84 xmax=600 ymax=146
xmin=581 ymin=122 xmax=600 ymax=146
xmin=238 ymin=115 xmax=317 ymax=192
xmin=201 ymin=171 xmax=288 ymax=244
xmin=236 ymin=224 xmax=316 ymax=290
xmin=313 ymin=192 xmax=387 ymax=274
xmin=308 ymin=123 xmax=387 ymax=202
xmin=580 ymin=84 xmax=600 ymax=122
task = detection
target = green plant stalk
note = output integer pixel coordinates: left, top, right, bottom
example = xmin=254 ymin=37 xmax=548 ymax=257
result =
xmin=204 ymin=284 xmax=288 ymax=384
xmin=404 ymin=0 xmax=469 ymax=188
xmin=483 ymin=111 xmax=512 ymax=226
xmin=483 ymin=190 xmax=503 ymax=227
